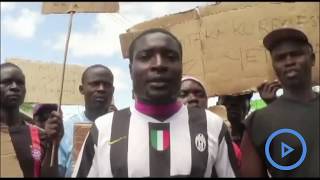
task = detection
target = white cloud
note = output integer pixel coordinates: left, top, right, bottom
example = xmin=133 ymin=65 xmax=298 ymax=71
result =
xmin=50 ymin=2 xmax=215 ymax=59
xmin=109 ymin=66 xmax=131 ymax=92
xmin=1 ymin=2 xmax=16 ymax=12
xmin=52 ymin=13 xmax=127 ymax=58
xmin=3 ymin=8 xmax=43 ymax=39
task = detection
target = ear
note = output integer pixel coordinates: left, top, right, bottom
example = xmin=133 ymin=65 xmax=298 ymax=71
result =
xmin=311 ymin=53 xmax=315 ymax=66
xmin=129 ymin=63 xmax=133 ymax=80
xmin=79 ymin=85 xmax=84 ymax=95
xmin=111 ymin=85 xmax=115 ymax=95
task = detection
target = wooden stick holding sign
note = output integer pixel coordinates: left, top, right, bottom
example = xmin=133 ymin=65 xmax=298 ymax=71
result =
xmin=41 ymin=2 xmax=119 ymax=167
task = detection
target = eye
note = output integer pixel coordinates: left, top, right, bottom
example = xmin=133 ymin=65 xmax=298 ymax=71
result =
xmin=290 ymin=50 xmax=304 ymax=57
xmin=136 ymin=51 xmax=152 ymax=61
xmin=165 ymin=51 xmax=179 ymax=61
xmin=179 ymin=91 xmax=187 ymax=98
xmin=195 ymin=91 xmax=206 ymax=98
xmin=16 ymin=80 xmax=25 ymax=86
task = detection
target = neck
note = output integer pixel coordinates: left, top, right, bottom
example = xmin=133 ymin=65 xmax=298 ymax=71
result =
xmin=283 ymin=84 xmax=316 ymax=103
xmin=135 ymin=99 xmax=182 ymax=122
xmin=84 ymin=107 xmax=109 ymax=122
xmin=0 ymin=107 xmax=23 ymax=127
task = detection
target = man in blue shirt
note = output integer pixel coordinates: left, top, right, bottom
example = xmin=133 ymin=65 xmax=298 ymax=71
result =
xmin=58 ymin=64 xmax=114 ymax=177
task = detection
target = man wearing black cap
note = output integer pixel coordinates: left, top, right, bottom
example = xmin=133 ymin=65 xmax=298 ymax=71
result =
xmin=240 ymin=28 xmax=319 ymax=177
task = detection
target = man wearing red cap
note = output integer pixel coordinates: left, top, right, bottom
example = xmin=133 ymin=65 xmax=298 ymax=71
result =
xmin=240 ymin=28 xmax=319 ymax=177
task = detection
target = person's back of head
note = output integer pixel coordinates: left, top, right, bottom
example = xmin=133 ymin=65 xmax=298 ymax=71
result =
xmin=33 ymin=103 xmax=58 ymax=129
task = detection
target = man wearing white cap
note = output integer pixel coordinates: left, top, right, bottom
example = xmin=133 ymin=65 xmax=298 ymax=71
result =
xmin=179 ymin=75 xmax=208 ymax=109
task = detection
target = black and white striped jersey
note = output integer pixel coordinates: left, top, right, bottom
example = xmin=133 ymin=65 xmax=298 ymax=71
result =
xmin=72 ymin=104 xmax=238 ymax=177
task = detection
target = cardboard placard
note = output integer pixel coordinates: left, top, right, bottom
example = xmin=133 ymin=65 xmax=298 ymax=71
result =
xmin=119 ymin=2 xmax=320 ymax=96
xmin=7 ymin=58 xmax=86 ymax=105
xmin=1 ymin=127 xmax=23 ymax=177
xmin=42 ymin=2 xmax=119 ymax=14
xmin=72 ymin=123 xmax=92 ymax=164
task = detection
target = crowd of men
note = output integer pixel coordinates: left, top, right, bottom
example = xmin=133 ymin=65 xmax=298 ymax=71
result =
xmin=0 ymin=27 xmax=319 ymax=177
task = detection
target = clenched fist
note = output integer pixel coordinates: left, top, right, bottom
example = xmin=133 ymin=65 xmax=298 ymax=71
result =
xmin=44 ymin=111 xmax=64 ymax=143
xmin=257 ymin=80 xmax=282 ymax=105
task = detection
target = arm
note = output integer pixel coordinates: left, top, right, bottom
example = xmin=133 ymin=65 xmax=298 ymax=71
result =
xmin=240 ymin=131 xmax=268 ymax=177
xmin=41 ymin=111 xmax=64 ymax=177
xmin=257 ymin=80 xmax=281 ymax=105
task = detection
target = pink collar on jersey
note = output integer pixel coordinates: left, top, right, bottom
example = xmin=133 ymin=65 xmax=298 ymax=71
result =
xmin=135 ymin=100 xmax=182 ymax=119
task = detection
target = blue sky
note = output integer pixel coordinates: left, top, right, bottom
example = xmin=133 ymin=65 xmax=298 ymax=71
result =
xmin=1 ymin=2 xmax=216 ymax=109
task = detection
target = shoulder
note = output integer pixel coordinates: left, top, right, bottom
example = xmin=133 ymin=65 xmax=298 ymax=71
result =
xmin=187 ymin=107 xmax=225 ymax=140
xmin=205 ymin=109 xmax=224 ymax=127
xmin=64 ymin=112 xmax=87 ymax=127
xmin=244 ymin=98 xmax=284 ymax=128
xmin=94 ymin=111 xmax=115 ymax=131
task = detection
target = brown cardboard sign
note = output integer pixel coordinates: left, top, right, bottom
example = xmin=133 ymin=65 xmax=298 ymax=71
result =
xmin=6 ymin=59 xmax=86 ymax=105
xmin=42 ymin=2 xmax=119 ymax=14
xmin=7 ymin=58 xmax=86 ymax=105
xmin=119 ymin=2 xmax=319 ymax=96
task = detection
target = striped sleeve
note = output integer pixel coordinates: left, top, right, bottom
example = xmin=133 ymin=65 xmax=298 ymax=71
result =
xmin=214 ymin=123 xmax=239 ymax=177
xmin=72 ymin=123 xmax=99 ymax=177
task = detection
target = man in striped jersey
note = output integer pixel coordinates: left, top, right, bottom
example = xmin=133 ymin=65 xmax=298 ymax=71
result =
xmin=73 ymin=28 xmax=238 ymax=177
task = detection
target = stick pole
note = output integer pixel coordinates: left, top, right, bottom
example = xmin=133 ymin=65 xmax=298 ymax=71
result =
xmin=50 ymin=11 xmax=75 ymax=167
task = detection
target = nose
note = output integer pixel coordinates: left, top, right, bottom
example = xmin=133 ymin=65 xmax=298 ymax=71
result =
xmin=151 ymin=53 xmax=167 ymax=72
xmin=284 ymin=54 xmax=295 ymax=67
xmin=186 ymin=93 xmax=199 ymax=104
xmin=97 ymin=83 xmax=106 ymax=91
xmin=9 ymin=81 xmax=20 ymax=91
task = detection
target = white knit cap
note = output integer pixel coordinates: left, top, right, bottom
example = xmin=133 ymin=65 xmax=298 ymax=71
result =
xmin=181 ymin=75 xmax=207 ymax=96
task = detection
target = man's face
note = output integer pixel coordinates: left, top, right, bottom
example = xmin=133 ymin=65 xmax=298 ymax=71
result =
xmin=179 ymin=80 xmax=207 ymax=108
xmin=80 ymin=67 xmax=114 ymax=111
xmin=0 ymin=66 xmax=26 ymax=109
xmin=218 ymin=95 xmax=250 ymax=123
xmin=130 ymin=32 xmax=182 ymax=104
xmin=271 ymin=41 xmax=315 ymax=89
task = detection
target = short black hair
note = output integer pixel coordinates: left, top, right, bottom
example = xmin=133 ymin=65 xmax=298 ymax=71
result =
xmin=0 ymin=62 xmax=23 ymax=72
xmin=128 ymin=28 xmax=183 ymax=63
xmin=81 ymin=64 xmax=113 ymax=84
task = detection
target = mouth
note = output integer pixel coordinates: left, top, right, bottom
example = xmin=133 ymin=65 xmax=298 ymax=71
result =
xmin=187 ymin=102 xmax=199 ymax=108
xmin=148 ymin=78 xmax=170 ymax=89
xmin=284 ymin=69 xmax=298 ymax=78
xmin=94 ymin=96 xmax=107 ymax=102
xmin=7 ymin=94 xmax=21 ymax=100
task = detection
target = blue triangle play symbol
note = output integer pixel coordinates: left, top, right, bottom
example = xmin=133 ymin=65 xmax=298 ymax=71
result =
xmin=281 ymin=142 xmax=294 ymax=158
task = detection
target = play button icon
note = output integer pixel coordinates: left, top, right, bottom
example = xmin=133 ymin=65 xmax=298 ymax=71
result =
xmin=281 ymin=142 xmax=294 ymax=158
xmin=265 ymin=128 xmax=307 ymax=171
